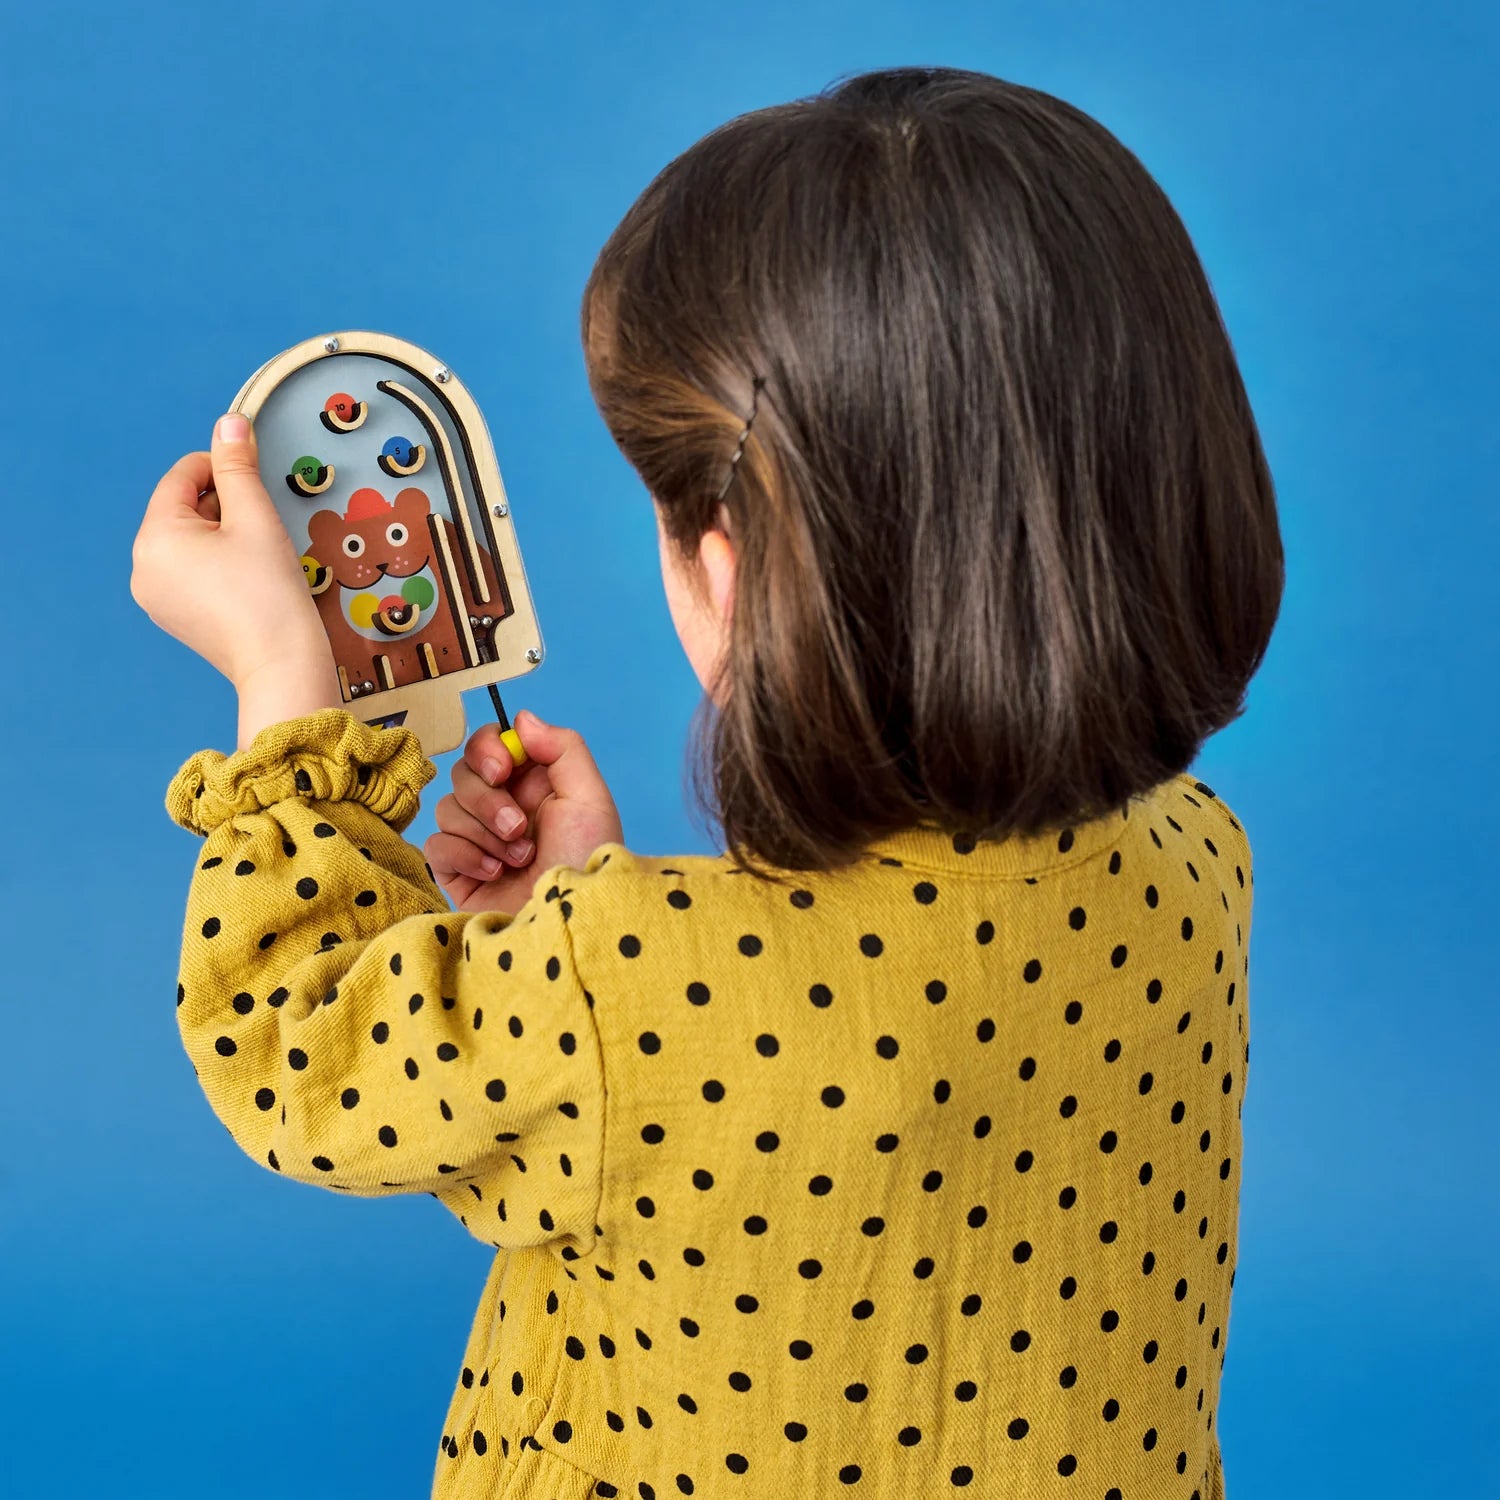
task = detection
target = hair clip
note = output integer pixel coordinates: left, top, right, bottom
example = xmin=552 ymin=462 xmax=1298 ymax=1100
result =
xmin=716 ymin=375 xmax=767 ymax=502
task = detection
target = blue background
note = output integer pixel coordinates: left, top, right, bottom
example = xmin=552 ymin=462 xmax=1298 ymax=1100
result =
xmin=2 ymin=1 xmax=1495 ymax=1493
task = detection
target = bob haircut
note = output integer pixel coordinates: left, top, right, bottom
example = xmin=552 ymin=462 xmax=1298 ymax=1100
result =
xmin=581 ymin=66 xmax=1284 ymax=881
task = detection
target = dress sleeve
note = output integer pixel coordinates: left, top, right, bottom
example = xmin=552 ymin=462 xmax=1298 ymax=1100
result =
xmin=164 ymin=707 xmax=604 ymax=1252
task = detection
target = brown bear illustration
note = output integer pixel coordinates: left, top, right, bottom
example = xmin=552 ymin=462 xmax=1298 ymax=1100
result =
xmin=304 ymin=485 xmax=507 ymax=698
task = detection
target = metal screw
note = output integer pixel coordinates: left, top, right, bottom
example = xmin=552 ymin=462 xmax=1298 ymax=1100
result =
xmin=434 ymin=366 xmax=450 ymax=384
xmin=526 ymin=647 xmax=541 ymax=664
xmin=323 ymin=336 xmax=339 ymax=353
xmin=492 ymin=502 xmax=509 ymax=518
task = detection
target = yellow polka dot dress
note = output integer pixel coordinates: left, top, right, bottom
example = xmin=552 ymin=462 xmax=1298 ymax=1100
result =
xmin=166 ymin=708 xmax=1252 ymax=1500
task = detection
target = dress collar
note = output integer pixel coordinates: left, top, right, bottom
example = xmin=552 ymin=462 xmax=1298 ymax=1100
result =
xmin=860 ymin=799 xmax=1133 ymax=878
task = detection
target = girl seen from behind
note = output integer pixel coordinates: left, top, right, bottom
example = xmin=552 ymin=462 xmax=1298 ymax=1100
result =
xmin=135 ymin=64 xmax=1282 ymax=1500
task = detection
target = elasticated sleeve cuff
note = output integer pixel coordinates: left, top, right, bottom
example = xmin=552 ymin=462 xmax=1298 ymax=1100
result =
xmin=164 ymin=707 xmax=438 ymax=836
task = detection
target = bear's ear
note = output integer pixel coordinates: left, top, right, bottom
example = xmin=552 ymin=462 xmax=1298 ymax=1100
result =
xmin=393 ymin=485 xmax=432 ymax=518
xmin=306 ymin=509 xmax=341 ymax=550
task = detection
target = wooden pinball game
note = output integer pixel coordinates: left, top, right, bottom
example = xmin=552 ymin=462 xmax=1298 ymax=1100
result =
xmin=229 ymin=332 xmax=542 ymax=759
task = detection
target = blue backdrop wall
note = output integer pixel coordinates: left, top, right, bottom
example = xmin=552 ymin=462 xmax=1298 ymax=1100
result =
xmin=2 ymin=1 xmax=1495 ymax=1493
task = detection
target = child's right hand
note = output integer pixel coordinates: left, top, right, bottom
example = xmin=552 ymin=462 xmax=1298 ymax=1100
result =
xmin=425 ymin=709 xmax=625 ymax=912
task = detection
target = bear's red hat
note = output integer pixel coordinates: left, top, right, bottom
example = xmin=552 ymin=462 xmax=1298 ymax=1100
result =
xmin=344 ymin=487 xmax=392 ymax=521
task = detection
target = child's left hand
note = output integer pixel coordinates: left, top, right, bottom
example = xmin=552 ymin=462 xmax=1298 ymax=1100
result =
xmin=132 ymin=414 xmax=329 ymax=688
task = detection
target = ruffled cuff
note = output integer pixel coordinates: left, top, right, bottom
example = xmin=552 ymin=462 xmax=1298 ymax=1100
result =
xmin=165 ymin=707 xmax=437 ymax=836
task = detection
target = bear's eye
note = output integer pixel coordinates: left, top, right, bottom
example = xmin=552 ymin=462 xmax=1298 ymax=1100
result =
xmin=342 ymin=534 xmax=365 ymax=558
xmin=386 ymin=523 xmax=408 ymax=547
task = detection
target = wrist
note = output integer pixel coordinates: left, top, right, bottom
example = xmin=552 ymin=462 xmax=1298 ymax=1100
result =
xmin=235 ymin=641 xmax=342 ymax=751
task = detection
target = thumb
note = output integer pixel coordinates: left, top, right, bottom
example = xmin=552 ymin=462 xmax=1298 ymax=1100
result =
xmin=515 ymin=710 xmax=608 ymax=803
xmin=210 ymin=413 xmax=279 ymax=528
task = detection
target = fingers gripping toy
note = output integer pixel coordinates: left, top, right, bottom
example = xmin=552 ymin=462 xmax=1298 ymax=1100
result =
xmin=229 ymin=331 xmax=542 ymax=762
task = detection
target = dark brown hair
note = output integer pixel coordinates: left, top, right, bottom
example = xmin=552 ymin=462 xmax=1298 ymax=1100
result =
xmin=581 ymin=66 xmax=1283 ymax=881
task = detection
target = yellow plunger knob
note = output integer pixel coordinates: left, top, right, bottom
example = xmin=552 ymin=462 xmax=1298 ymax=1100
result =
xmin=500 ymin=727 xmax=527 ymax=766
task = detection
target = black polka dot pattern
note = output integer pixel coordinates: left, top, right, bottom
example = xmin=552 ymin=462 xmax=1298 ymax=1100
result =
xmin=166 ymin=714 xmax=1250 ymax=1500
